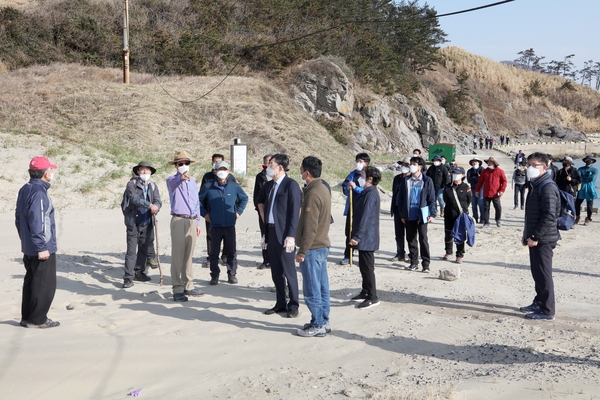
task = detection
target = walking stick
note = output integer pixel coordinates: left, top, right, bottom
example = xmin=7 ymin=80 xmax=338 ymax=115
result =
xmin=349 ymin=189 xmax=353 ymax=268
xmin=153 ymin=214 xmax=163 ymax=285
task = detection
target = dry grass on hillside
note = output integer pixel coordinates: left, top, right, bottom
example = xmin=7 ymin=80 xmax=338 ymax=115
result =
xmin=422 ymin=47 xmax=600 ymax=134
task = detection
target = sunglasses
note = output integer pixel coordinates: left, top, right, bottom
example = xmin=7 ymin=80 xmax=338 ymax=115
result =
xmin=176 ymin=161 xmax=190 ymax=167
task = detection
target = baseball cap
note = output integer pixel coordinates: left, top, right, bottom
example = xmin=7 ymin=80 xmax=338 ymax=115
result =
xmin=29 ymin=156 xmax=58 ymax=171
xmin=214 ymin=160 xmax=230 ymax=170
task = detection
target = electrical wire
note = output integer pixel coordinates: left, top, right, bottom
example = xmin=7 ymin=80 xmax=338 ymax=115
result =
xmin=153 ymin=0 xmax=515 ymax=104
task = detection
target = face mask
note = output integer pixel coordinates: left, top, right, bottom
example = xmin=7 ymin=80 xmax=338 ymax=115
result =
xmin=357 ymin=177 xmax=366 ymax=187
xmin=266 ymin=167 xmax=275 ymax=178
xmin=409 ymin=165 xmax=419 ymax=174
xmin=178 ymin=165 xmax=190 ymax=174
xmin=401 ymin=166 xmax=410 ymax=174
xmin=586 ymin=161 xmax=593 ymax=166
xmin=433 ymin=161 xmax=441 ymax=167
xmin=413 ymin=153 xmax=419 ymax=157
xmin=487 ymin=164 xmax=495 ymax=170
xmin=356 ymin=162 xmax=364 ymax=171
xmin=300 ymin=172 xmax=307 ymax=185
xmin=216 ymin=171 xmax=228 ymax=180
xmin=472 ymin=163 xmax=479 ymax=168
xmin=452 ymin=174 xmax=462 ymax=182
xmin=139 ymin=174 xmax=150 ymax=182
xmin=527 ymin=166 xmax=540 ymax=179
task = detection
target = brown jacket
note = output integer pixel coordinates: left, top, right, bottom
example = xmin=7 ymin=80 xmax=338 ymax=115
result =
xmin=296 ymin=178 xmax=331 ymax=258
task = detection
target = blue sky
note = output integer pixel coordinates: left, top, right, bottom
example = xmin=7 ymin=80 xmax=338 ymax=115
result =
xmin=419 ymin=0 xmax=600 ymax=70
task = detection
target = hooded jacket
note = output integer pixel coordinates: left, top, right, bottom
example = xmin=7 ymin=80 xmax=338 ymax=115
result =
xmin=15 ymin=178 xmax=57 ymax=256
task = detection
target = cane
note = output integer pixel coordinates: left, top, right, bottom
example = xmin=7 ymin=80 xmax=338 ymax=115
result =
xmin=349 ymin=189 xmax=353 ymax=268
xmin=153 ymin=214 xmax=163 ymax=285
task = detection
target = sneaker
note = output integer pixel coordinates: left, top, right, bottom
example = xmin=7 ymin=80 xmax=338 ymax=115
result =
xmin=496 ymin=220 xmax=502 ymax=227
xmin=133 ymin=272 xmax=151 ymax=282
xmin=122 ymin=279 xmax=134 ymax=288
xmin=442 ymin=254 xmax=452 ymax=261
xmin=351 ymin=292 xmax=367 ymax=302
xmin=524 ymin=312 xmax=555 ymax=321
xmin=455 ymin=257 xmax=463 ymax=264
xmin=146 ymin=258 xmax=158 ymax=269
xmin=519 ymin=302 xmax=542 ymax=313
xmin=405 ymin=264 xmax=419 ymax=271
xmin=173 ymin=293 xmax=188 ymax=302
xmin=389 ymin=256 xmax=400 ymax=262
xmin=339 ymin=258 xmax=350 ymax=265
xmin=227 ymin=274 xmax=238 ymax=284
xmin=422 ymin=267 xmax=430 ymax=274
xmin=26 ymin=318 xmax=60 ymax=328
xmin=303 ymin=321 xmax=331 ymax=333
xmin=257 ymin=262 xmax=270 ymax=270
xmin=183 ymin=288 xmax=205 ymax=297
xmin=357 ymin=299 xmax=380 ymax=309
xmin=482 ymin=223 xmax=490 ymax=228
xmin=296 ymin=325 xmax=327 ymax=337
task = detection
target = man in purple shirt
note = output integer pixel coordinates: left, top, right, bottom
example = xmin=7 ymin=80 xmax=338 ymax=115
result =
xmin=166 ymin=151 xmax=204 ymax=302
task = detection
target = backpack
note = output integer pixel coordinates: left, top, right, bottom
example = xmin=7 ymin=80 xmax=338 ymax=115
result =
xmin=536 ymin=179 xmax=575 ymax=231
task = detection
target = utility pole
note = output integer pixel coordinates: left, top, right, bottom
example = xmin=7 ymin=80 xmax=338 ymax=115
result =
xmin=122 ymin=0 xmax=130 ymax=84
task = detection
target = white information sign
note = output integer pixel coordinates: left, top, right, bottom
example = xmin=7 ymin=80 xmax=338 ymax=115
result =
xmin=230 ymin=144 xmax=248 ymax=175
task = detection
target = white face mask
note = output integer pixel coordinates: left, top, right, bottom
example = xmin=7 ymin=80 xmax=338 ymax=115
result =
xmin=472 ymin=163 xmax=479 ymax=168
xmin=527 ymin=166 xmax=541 ymax=179
xmin=487 ymin=164 xmax=495 ymax=170
xmin=357 ymin=177 xmax=366 ymax=187
xmin=216 ymin=171 xmax=228 ymax=180
xmin=178 ymin=165 xmax=190 ymax=174
xmin=452 ymin=174 xmax=463 ymax=182
xmin=300 ymin=172 xmax=307 ymax=185
xmin=401 ymin=166 xmax=410 ymax=174
xmin=409 ymin=165 xmax=419 ymax=174
xmin=356 ymin=162 xmax=364 ymax=171
xmin=433 ymin=161 xmax=441 ymax=167
xmin=266 ymin=167 xmax=275 ymax=178
xmin=139 ymin=174 xmax=150 ymax=182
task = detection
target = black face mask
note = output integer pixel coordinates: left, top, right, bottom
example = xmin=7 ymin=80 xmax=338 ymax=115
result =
xmin=586 ymin=161 xmax=593 ymax=166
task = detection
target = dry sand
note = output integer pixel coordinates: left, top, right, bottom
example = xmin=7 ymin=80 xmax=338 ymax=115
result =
xmin=1 ymin=149 xmax=600 ymax=399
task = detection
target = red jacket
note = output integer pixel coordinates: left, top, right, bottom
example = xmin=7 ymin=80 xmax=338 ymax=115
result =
xmin=475 ymin=167 xmax=507 ymax=198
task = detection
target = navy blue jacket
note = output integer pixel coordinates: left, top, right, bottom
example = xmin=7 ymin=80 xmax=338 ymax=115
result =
xmin=15 ymin=179 xmax=57 ymax=256
xmin=395 ymin=174 xmax=437 ymax=221
xmin=351 ymin=185 xmax=380 ymax=251
xmin=199 ymin=180 xmax=248 ymax=227
xmin=261 ymin=175 xmax=302 ymax=243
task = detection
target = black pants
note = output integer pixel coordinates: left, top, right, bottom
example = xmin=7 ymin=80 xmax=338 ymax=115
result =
xmin=483 ymin=197 xmax=502 ymax=224
xmin=205 ymin=220 xmax=225 ymax=260
xmin=575 ymin=198 xmax=593 ymax=220
xmin=257 ymin=211 xmax=269 ymax=264
xmin=124 ymin=223 xmax=155 ymax=279
xmin=514 ymin=184 xmax=526 ymax=207
xmin=444 ymin=227 xmax=465 ymax=257
xmin=22 ymin=253 xmax=57 ymax=325
xmin=393 ymin=212 xmax=406 ymax=258
xmin=358 ymin=251 xmax=377 ymax=301
xmin=267 ymin=226 xmax=299 ymax=311
xmin=529 ymin=242 xmax=556 ymax=315
xmin=209 ymin=226 xmax=238 ymax=276
xmin=405 ymin=219 xmax=430 ymax=267
xmin=344 ymin=212 xmax=352 ymax=259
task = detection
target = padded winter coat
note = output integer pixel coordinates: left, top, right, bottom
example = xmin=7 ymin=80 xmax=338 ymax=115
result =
xmin=523 ymin=172 xmax=561 ymax=244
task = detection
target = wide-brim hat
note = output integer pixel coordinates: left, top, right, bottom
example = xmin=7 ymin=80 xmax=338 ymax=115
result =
xmin=398 ymin=156 xmax=411 ymax=165
xmin=583 ymin=155 xmax=597 ymax=164
xmin=484 ymin=156 xmax=499 ymax=167
xmin=133 ymin=161 xmax=156 ymax=175
xmin=168 ymin=151 xmax=196 ymax=165
xmin=469 ymin=158 xmax=482 ymax=166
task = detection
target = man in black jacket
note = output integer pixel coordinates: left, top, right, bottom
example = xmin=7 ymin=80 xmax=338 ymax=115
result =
xmin=426 ymin=155 xmax=449 ymax=217
xmin=520 ymin=152 xmax=561 ymax=321
xmin=466 ymin=158 xmax=483 ymax=222
xmin=390 ymin=157 xmax=411 ymax=262
xmin=556 ymin=156 xmax=581 ymax=197
xmin=253 ymin=154 xmax=272 ymax=269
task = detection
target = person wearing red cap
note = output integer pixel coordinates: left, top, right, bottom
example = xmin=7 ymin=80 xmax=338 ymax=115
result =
xmin=15 ymin=156 xmax=60 ymax=328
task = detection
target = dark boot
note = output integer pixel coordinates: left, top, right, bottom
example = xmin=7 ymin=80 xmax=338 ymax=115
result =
xmin=210 ymin=274 xmax=219 ymax=285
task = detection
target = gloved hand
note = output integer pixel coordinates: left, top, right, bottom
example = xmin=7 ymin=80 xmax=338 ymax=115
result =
xmin=284 ymin=236 xmax=296 ymax=253
xmin=261 ymin=234 xmax=267 ymax=250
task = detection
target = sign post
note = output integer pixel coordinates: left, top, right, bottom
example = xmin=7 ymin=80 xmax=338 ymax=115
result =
xmin=230 ymin=138 xmax=247 ymax=175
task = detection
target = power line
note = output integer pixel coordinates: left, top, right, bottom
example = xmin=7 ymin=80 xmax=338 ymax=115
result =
xmin=153 ymin=0 xmax=515 ymax=104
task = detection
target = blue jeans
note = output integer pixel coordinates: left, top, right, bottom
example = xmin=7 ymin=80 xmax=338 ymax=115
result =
xmin=299 ymin=247 xmax=330 ymax=327
xmin=436 ymin=188 xmax=445 ymax=213
xmin=471 ymin=188 xmax=484 ymax=222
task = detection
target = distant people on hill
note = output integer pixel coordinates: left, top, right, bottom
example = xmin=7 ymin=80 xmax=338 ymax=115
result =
xmin=479 ymin=137 xmax=484 ymax=149
xmin=556 ymin=157 xmax=581 ymax=198
xmin=575 ymin=155 xmax=598 ymax=226
xmin=506 ymin=136 xmax=510 ymax=145
xmin=472 ymin=137 xmax=478 ymax=150
xmin=485 ymin=137 xmax=489 ymax=149
xmin=489 ymin=137 xmax=494 ymax=149
xmin=467 ymin=158 xmax=484 ymax=223
xmin=500 ymin=135 xmax=505 ymax=145
xmin=512 ymin=161 xmax=528 ymax=210
xmin=475 ymin=156 xmax=507 ymax=228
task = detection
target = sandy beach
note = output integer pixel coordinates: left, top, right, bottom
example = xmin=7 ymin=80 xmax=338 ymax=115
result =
xmin=1 ymin=149 xmax=600 ymax=399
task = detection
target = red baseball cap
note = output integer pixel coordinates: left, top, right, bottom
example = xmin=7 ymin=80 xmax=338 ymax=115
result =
xmin=29 ymin=156 xmax=58 ymax=171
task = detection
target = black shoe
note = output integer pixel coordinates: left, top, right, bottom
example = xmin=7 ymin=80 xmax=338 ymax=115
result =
xmin=351 ymin=292 xmax=367 ymax=302
xmin=210 ymin=275 xmax=219 ymax=285
xmin=257 ymin=262 xmax=270 ymax=270
xmin=287 ymin=309 xmax=300 ymax=318
xmin=357 ymin=299 xmax=380 ymax=310
xmin=405 ymin=264 xmax=419 ymax=271
xmin=264 ymin=307 xmax=287 ymax=315
xmin=227 ymin=274 xmax=238 ymax=284
xmin=19 ymin=320 xmax=28 ymax=327
xmin=122 ymin=279 xmax=134 ymax=288
xmin=133 ymin=272 xmax=151 ymax=282
xmin=173 ymin=293 xmax=188 ymax=302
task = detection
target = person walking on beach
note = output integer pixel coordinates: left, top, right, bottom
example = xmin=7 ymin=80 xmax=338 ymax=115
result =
xmin=295 ymin=156 xmax=332 ymax=337
xmin=15 ymin=156 xmax=60 ymax=328
xmin=166 ymin=151 xmax=204 ymax=302
xmin=253 ymin=154 xmax=272 ymax=270
xmin=512 ymin=161 xmax=527 ymax=210
xmin=467 ymin=158 xmax=484 ymax=223
xmin=475 ymin=157 xmax=507 ymax=228
xmin=349 ymin=166 xmax=381 ymax=309
xmin=122 ymin=161 xmax=162 ymax=288
xmin=575 ymin=155 xmax=598 ymax=226
xmin=479 ymin=137 xmax=484 ymax=149
xmin=520 ymin=152 xmax=560 ymax=321
xmin=390 ymin=157 xmax=411 ymax=262
xmin=442 ymin=166 xmax=471 ymax=264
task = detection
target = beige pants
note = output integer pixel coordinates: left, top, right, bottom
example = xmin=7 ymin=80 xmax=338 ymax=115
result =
xmin=170 ymin=216 xmax=197 ymax=294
